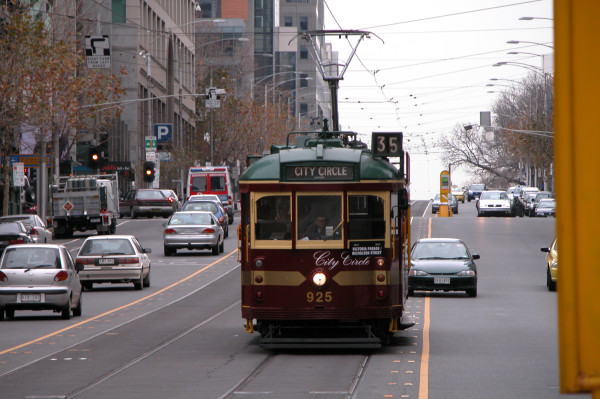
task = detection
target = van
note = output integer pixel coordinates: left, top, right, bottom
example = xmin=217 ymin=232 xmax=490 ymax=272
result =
xmin=186 ymin=166 xmax=234 ymax=222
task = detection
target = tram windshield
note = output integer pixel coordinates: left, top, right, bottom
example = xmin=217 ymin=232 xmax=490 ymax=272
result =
xmin=297 ymin=195 xmax=342 ymax=240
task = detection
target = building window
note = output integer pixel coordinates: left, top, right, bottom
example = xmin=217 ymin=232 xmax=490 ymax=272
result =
xmin=112 ymin=0 xmax=126 ymax=23
xmin=284 ymin=16 xmax=293 ymax=27
xmin=300 ymin=45 xmax=308 ymax=59
xmin=300 ymin=73 xmax=309 ymax=88
xmin=300 ymin=103 xmax=308 ymax=115
xmin=299 ymin=16 xmax=308 ymax=31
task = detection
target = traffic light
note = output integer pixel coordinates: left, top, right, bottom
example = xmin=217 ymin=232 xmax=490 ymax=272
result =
xmin=143 ymin=161 xmax=155 ymax=182
xmin=88 ymin=147 xmax=101 ymax=170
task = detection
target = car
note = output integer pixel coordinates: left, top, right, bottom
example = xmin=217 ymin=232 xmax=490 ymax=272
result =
xmin=181 ymin=200 xmax=229 ymax=238
xmin=0 ymin=214 xmax=53 ymax=243
xmin=187 ymin=194 xmax=234 ymax=224
xmin=75 ymin=235 xmax=151 ymax=290
xmin=467 ymin=183 xmax=486 ymax=202
xmin=529 ymin=191 xmax=554 ymax=216
xmin=451 ymin=186 xmax=465 ymax=203
xmin=160 ymin=189 xmax=182 ymax=211
xmin=0 ymin=244 xmax=83 ymax=320
xmin=514 ymin=186 xmax=540 ymax=217
xmin=408 ymin=238 xmax=479 ymax=297
xmin=506 ymin=186 xmax=517 ymax=201
xmin=119 ymin=189 xmax=178 ymax=218
xmin=534 ymin=198 xmax=556 ymax=217
xmin=431 ymin=194 xmax=458 ymax=214
xmin=541 ymin=237 xmax=557 ymax=291
xmin=0 ymin=221 xmax=33 ymax=252
xmin=476 ymin=190 xmax=513 ymax=217
xmin=163 ymin=211 xmax=224 ymax=256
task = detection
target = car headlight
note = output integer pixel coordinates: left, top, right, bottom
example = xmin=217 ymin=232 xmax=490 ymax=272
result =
xmin=409 ymin=269 xmax=428 ymax=276
xmin=457 ymin=270 xmax=476 ymax=277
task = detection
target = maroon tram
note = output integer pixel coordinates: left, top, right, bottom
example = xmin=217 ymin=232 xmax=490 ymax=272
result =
xmin=238 ymin=130 xmax=414 ymax=348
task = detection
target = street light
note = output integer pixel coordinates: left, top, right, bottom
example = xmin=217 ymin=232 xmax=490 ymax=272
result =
xmin=506 ymin=40 xmax=554 ymax=49
xmin=519 ymin=16 xmax=554 ymax=21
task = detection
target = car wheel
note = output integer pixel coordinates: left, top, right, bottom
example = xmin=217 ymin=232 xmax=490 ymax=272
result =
xmin=73 ymin=294 xmax=82 ymax=317
xmin=228 ymin=215 xmax=234 ymax=225
xmin=61 ymin=298 xmax=72 ymax=320
xmin=477 ymin=211 xmax=483 ymax=217
xmin=0 ymin=308 xmax=4 ymax=321
xmin=5 ymin=308 xmax=14 ymax=319
xmin=466 ymin=287 xmax=477 ymax=297
xmin=212 ymin=243 xmax=220 ymax=255
xmin=134 ymin=275 xmax=143 ymax=290
xmin=131 ymin=209 xmax=138 ymax=219
xmin=224 ymin=225 xmax=229 ymax=238
xmin=547 ymin=268 xmax=556 ymax=292
xmin=407 ymin=288 xmax=414 ymax=297
xmin=219 ymin=240 xmax=224 ymax=253
xmin=143 ymin=270 xmax=151 ymax=287
xmin=164 ymin=246 xmax=175 ymax=256
xmin=82 ymin=282 xmax=93 ymax=291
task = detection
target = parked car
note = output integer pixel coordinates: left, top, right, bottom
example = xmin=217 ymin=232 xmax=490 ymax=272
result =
xmin=514 ymin=186 xmax=540 ymax=217
xmin=431 ymin=194 xmax=458 ymax=214
xmin=506 ymin=186 xmax=517 ymax=201
xmin=534 ymin=198 xmax=556 ymax=217
xmin=467 ymin=184 xmax=486 ymax=202
xmin=181 ymin=200 xmax=229 ymax=238
xmin=0 ymin=244 xmax=83 ymax=320
xmin=541 ymin=237 xmax=557 ymax=291
xmin=163 ymin=211 xmax=224 ymax=256
xmin=160 ymin=189 xmax=182 ymax=211
xmin=0 ymin=221 xmax=33 ymax=252
xmin=529 ymin=191 xmax=554 ymax=216
xmin=75 ymin=235 xmax=151 ymax=290
xmin=119 ymin=189 xmax=178 ymax=218
xmin=451 ymin=186 xmax=465 ymax=203
xmin=0 ymin=214 xmax=53 ymax=243
xmin=476 ymin=190 xmax=513 ymax=217
xmin=408 ymin=238 xmax=479 ymax=297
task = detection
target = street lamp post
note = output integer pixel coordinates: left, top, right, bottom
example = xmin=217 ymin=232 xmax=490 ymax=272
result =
xmin=506 ymin=40 xmax=554 ymax=49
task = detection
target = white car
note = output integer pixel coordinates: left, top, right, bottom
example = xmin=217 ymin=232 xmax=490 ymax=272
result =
xmin=75 ymin=235 xmax=151 ymax=291
xmin=476 ymin=190 xmax=513 ymax=217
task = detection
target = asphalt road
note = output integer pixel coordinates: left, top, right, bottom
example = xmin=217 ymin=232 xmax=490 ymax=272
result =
xmin=0 ymin=202 xmax=588 ymax=399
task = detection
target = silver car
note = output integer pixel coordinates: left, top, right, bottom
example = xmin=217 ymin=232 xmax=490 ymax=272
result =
xmin=0 ymin=214 xmax=53 ymax=243
xmin=163 ymin=211 xmax=224 ymax=256
xmin=0 ymin=244 xmax=83 ymax=320
xmin=75 ymin=235 xmax=151 ymax=291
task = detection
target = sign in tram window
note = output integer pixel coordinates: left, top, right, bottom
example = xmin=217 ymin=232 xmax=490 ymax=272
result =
xmin=297 ymin=195 xmax=342 ymax=240
xmin=255 ymin=196 xmax=291 ymax=240
xmin=348 ymin=195 xmax=385 ymax=239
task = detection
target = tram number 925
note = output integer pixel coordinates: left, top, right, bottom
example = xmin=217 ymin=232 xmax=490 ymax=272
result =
xmin=372 ymin=132 xmax=403 ymax=157
xmin=306 ymin=291 xmax=333 ymax=303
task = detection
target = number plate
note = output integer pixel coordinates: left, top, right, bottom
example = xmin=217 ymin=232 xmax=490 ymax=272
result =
xmin=434 ymin=277 xmax=451 ymax=284
xmin=98 ymin=258 xmax=116 ymax=265
xmin=90 ymin=218 xmax=101 ymax=223
xmin=20 ymin=293 xmax=42 ymax=303
xmin=152 ymin=208 xmax=160 ymax=212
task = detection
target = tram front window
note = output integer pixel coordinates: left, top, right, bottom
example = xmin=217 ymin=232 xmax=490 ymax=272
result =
xmin=255 ymin=195 xmax=291 ymax=240
xmin=297 ymin=195 xmax=342 ymax=240
xmin=348 ymin=195 xmax=385 ymax=239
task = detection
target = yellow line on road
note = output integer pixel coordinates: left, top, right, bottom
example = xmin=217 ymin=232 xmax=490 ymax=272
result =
xmin=0 ymin=249 xmax=238 ymax=356
xmin=418 ymin=217 xmax=432 ymax=399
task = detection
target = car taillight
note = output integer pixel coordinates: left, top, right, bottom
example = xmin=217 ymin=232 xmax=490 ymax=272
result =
xmin=0 ymin=271 xmax=7 ymax=282
xmin=228 ymin=196 xmax=232 ymax=205
xmin=54 ymin=271 xmax=69 ymax=282
xmin=75 ymin=258 xmax=94 ymax=264
xmin=30 ymin=228 xmax=39 ymax=235
xmin=9 ymin=239 xmax=25 ymax=244
xmin=218 ymin=217 xmax=224 ymax=224
xmin=164 ymin=228 xmax=177 ymax=234
xmin=203 ymin=228 xmax=216 ymax=234
xmin=167 ymin=197 xmax=174 ymax=203
xmin=119 ymin=257 xmax=141 ymax=264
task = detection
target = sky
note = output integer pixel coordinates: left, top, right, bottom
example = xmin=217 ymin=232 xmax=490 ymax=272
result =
xmin=321 ymin=0 xmax=554 ymax=199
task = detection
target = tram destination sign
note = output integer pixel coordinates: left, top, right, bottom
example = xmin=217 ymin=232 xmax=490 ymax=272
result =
xmin=372 ymin=132 xmax=403 ymax=158
xmin=350 ymin=241 xmax=384 ymax=257
xmin=285 ymin=164 xmax=354 ymax=181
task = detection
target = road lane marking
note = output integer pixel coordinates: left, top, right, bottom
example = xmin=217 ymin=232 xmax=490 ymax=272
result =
xmin=417 ymin=217 xmax=432 ymax=399
xmin=0 ymin=248 xmax=238 ymax=356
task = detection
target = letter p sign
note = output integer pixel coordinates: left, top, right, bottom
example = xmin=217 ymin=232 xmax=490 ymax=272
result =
xmin=154 ymin=123 xmax=173 ymax=143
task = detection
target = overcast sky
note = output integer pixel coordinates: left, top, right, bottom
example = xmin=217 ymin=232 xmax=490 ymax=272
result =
xmin=322 ymin=0 xmax=553 ymax=199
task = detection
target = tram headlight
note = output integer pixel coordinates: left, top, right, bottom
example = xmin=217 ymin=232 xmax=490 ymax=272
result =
xmin=312 ymin=272 xmax=327 ymax=287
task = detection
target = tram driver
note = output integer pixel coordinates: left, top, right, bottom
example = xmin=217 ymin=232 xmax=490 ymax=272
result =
xmin=303 ymin=214 xmax=341 ymax=240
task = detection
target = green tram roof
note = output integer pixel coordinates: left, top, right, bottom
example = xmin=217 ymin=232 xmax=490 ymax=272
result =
xmin=240 ymin=142 xmax=400 ymax=182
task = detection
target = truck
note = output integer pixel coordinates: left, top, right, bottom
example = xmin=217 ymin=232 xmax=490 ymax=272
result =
xmin=50 ymin=174 xmax=119 ymax=238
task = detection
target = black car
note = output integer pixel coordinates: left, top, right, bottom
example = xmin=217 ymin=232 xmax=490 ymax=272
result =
xmin=408 ymin=238 xmax=480 ymax=297
xmin=0 ymin=221 xmax=33 ymax=251
xmin=467 ymin=184 xmax=486 ymax=202
xmin=119 ymin=189 xmax=178 ymax=218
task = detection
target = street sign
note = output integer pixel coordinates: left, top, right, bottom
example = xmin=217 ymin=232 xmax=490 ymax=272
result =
xmin=146 ymin=151 xmax=156 ymax=161
xmin=12 ymin=162 xmax=24 ymax=187
xmin=154 ymin=124 xmax=173 ymax=143
xmin=85 ymin=35 xmax=111 ymax=69
xmin=1 ymin=154 xmax=53 ymax=168
xmin=145 ymin=136 xmax=157 ymax=151
xmin=205 ymin=87 xmax=221 ymax=108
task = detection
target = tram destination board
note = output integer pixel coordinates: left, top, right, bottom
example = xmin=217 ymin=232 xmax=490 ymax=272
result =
xmin=286 ymin=164 xmax=354 ymax=181
xmin=350 ymin=241 xmax=384 ymax=257
xmin=372 ymin=132 xmax=403 ymax=158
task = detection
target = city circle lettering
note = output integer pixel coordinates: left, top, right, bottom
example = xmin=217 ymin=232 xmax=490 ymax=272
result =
xmin=289 ymin=166 xmax=353 ymax=180
xmin=314 ymin=251 xmax=371 ymax=270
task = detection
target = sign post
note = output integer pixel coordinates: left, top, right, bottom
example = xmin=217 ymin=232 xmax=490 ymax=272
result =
xmin=439 ymin=170 xmax=451 ymax=217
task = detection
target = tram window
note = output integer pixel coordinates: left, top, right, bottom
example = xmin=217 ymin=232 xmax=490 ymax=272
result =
xmin=297 ymin=195 xmax=342 ymax=240
xmin=348 ymin=195 xmax=385 ymax=239
xmin=255 ymin=196 xmax=291 ymax=240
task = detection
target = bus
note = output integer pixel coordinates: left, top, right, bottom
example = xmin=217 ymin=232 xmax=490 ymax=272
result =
xmin=238 ymin=130 xmax=413 ymax=348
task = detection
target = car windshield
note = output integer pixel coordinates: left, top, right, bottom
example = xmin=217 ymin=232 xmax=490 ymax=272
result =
xmin=1 ymin=247 xmax=60 ymax=269
xmin=0 ymin=217 xmax=32 ymax=227
xmin=79 ymin=239 xmax=135 ymax=256
xmin=0 ymin=223 xmax=21 ymax=234
xmin=480 ymin=192 xmax=508 ymax=200
xmin=182 ymin=202 xmax=218 ymax=213
xmin=137 ymin=190 xmax=166 ymax=200
xmin=539 ymin=199 xmax=556 ymax=207
xmin=169 ymin=213 xmax=212 ymax=225
xmin=412 ymin=242 xmax=469 ymax=260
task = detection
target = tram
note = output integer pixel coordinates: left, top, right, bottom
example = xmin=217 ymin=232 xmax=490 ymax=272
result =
xmin=238 ymin=128 xmax=414 ymax=348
